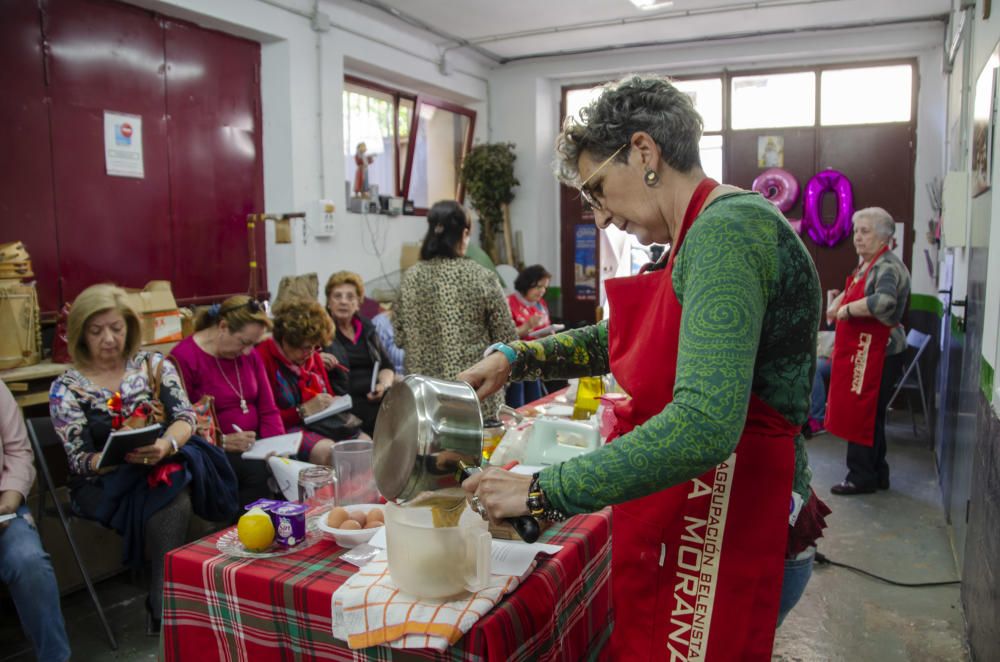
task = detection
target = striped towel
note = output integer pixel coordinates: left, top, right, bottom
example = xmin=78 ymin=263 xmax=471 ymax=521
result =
xmin=331 ymin=551 xmax=531 ymax=650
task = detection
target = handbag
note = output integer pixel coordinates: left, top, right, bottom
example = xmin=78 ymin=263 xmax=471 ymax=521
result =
xmin=305 ymin=410 xmax=364 ymax=441
xmin=150 ymin=354 xmax=222 ymax=445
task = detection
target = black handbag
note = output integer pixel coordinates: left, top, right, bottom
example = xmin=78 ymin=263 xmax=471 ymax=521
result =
xmin=305 ymin=411 xmax=363 ymax=441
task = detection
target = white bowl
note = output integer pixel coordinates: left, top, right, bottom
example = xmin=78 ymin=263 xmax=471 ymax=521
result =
xmin=315 ymin=503 xmax=385 ymax=548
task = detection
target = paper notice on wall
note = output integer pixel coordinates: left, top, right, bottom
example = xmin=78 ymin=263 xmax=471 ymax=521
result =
xmin=892 ymin=222 xmax=904 ymax=262
xmin=104 ymin=111 xmax=144 ymax=178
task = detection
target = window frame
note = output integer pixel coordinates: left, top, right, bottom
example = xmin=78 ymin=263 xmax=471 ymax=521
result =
xmin=344 ymin=75 xmax=476 ymax=214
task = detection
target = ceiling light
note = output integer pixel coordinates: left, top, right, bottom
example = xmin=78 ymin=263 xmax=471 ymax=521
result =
xmin=629 ymin=0 xmax=674 ymax=10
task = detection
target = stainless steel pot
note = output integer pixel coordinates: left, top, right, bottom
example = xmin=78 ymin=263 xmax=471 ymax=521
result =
xmin=373 ymin=374 xmax=540 ymax=543
xmin=373 ymin=374 xmax=484 ymax=502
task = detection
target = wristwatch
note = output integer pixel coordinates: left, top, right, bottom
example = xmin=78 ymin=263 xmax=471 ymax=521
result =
xmin=484 ymin=342 xmax=517 ymax=364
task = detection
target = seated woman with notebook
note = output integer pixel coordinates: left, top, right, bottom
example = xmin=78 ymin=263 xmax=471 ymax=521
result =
xmin=505 ymin=264 xmax=554 ymax=408
xmin=323 ymin=272 xmax=396 ymax=436
xmin=257 ymin=300 xmax=363 ymax=466
xmin=170 ymin=295 xmax=283 ymax=506
xmin=49 ymin=284 xmax=237 ymax=635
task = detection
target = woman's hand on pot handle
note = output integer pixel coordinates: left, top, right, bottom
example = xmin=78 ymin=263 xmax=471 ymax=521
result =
xmin=457 ymin=352 xmax=512 ymax=401
xmin=462 ymin=467 xmax=532 ymax=521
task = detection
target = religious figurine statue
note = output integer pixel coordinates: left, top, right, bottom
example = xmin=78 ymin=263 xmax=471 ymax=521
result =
xmin=353 ymin=142 xmax=375 ymax=197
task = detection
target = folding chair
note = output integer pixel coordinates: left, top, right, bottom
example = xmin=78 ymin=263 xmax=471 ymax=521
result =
xmin=885 ymin=329 xmax=933 ymax=439
xmin=26 ymin=418 xmax=118 ymax=650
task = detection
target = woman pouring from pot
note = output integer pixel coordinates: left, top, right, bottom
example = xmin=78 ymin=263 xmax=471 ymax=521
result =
xmin=458 ymin=74 xmax=831 ymax=660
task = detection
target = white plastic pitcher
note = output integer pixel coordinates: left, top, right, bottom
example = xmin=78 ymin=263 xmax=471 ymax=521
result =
xmin=384 ymin=501 xmax=491 ymax=599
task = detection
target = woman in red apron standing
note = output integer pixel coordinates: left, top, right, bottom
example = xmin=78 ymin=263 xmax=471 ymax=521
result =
xmin=825 ymin=207 xmax=911 ymax=495
xmin=459 ymin=74 xmax=830 ymax=660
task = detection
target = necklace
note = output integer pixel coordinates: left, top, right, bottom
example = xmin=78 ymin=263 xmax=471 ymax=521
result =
xmin=213 ymin=354 xmax=248 ymax=414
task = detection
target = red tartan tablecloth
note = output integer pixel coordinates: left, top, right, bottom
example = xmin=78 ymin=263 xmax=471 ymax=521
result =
xmin=161 ymin=509 xmax=612 ymax=661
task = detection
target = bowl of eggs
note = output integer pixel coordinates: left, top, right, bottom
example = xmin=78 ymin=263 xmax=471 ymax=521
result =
xmin=316 ymin=504 xmax=385 ymax=548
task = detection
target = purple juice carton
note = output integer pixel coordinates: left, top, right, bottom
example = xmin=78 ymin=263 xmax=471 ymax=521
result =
xmin=270 ymin=502 xmax=309 ymax=547
xmin=244 ymin=498 xmax=283 ymax=530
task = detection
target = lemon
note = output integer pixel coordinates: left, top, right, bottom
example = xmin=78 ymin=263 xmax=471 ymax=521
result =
xmin=238 ymin=507 xmax=275 ymax=552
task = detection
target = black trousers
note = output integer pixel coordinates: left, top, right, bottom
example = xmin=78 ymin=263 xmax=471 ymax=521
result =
xmin=846 ymin=351 xmax=906 ymax=489
xmin=225 ymin=451 xmax=273 ymax=511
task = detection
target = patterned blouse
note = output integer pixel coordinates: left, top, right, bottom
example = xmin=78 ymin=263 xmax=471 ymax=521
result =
xmin=49 ymin=351 xmax=196 ymax=476
xmin=857 ymin=250 xmax=911 ymax=355
xmin=395 ymin=257 xmax=518 ymax=418
xmin=508 ymin=193 xmax=821 ymax=515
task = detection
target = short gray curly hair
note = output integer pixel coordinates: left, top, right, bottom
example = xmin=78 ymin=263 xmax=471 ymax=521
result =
xmin=555 ymin=74 xmax=704 ymax=186
xmin=853 ymin=207 xmax=895 ymax=241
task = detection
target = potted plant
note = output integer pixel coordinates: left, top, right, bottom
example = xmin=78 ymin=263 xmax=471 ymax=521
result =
xmin=460 ymin=142 xmax=519 ymax=265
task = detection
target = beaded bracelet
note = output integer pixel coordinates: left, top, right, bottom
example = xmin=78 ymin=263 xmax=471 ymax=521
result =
xmin=526 ymin=473 xmax=567 ymax=522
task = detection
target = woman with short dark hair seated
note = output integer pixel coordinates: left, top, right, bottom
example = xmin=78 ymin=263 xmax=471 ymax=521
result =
xmin=323 ymin=272 xmax=396 ymax=436
xmin=170 ymin=295 xmax=282 ymax=506
xmin=49 ymin=284 xmax=237 ymax=635
xmin=506 ymin=264 xmax=553 ymax=407
xmin=257 ymin=300 xmax=360 ymax=466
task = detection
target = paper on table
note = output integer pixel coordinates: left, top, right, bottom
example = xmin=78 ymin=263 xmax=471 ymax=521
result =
xmin=528 ymin=323 xmax=565 ymax=339
xmin=241 ymin=431 xmax=303 ymax=460
xmin=491 ymin=540 xmax=563 ymax=576
xmin=368 ymin=526 xmax=561 ymax=577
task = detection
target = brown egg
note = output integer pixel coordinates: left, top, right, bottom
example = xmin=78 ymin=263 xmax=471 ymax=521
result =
xmin=326 ymin=507 xmax=350 ymax=528
xmin=348 ymin=511 xmax=367 ymax=527
xmin=340 ymin=519 xmax=362 ymax=530
xmin=363 ymin=520 xmax=384 ymax=529
xmin=367 ymin=508 xmax=384 ymax=523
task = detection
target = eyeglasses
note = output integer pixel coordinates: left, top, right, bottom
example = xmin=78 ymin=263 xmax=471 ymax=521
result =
xmin=579 ymin=143 xmax=628 ymax=212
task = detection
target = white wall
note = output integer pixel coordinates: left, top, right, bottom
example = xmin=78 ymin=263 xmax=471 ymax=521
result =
xmin=489 ymin=23 xmax=948 ymax=299
xmin=130 ymin=0 xmax=491 ymax=297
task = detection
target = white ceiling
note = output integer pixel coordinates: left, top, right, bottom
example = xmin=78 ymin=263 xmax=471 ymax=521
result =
xmin=339 ymin=0 xmax=952 ymax=64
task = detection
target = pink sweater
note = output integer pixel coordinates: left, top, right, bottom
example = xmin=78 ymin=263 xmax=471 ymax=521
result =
xmin=0 ymin=379 xmax=35 ymax=499
xmin=170 ymin=336 xmax=284 ymax=439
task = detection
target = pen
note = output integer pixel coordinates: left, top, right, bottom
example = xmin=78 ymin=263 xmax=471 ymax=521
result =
xmin=331 ymin=363 xmax=350 ymax=373
xmin=232 ymin=424 xmax=243 ymax=433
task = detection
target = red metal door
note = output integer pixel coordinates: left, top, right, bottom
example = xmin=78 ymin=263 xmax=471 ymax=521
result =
xmin=164 ymin=19 xmax=264 ymax=302
xmin=0 ymin=1 xmax=61 ymax=312
xmin=45 ymin=0 xmax=174 ymax=303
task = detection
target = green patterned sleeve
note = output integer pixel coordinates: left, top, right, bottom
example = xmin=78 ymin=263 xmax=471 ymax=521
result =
xmin=538 ymin=212 xmax=777 ymax=515
xmin=507 ymin=321 xmax=610 ymax=382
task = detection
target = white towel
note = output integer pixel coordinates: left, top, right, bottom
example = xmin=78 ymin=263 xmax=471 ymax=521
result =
xmin=331 ymin=551 xmax=530 ymax=650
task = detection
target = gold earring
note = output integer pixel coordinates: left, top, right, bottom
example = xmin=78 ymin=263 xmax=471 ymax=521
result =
xmin=644 ymin=169 xmax=660 ymax=186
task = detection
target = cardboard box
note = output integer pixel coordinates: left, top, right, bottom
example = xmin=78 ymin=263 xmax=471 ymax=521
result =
xmin=399 ymin=242 xmax=422 ymax=272
xmin=124 ymin=281 xmax=182 ymax=345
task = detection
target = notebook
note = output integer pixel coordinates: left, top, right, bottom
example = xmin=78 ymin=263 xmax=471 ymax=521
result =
xmin=241 ymin=431 xmax=304 ymax=460
xmin=302 ymin=394 xmax=353 ymax=425
xmin=370 ymin=361 xmax=381 ymax=393
xmin=97 ymin=424 xmax=163 ymax=469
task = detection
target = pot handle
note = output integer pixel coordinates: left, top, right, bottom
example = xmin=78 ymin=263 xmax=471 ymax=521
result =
xmin=506 ymin=515 xmax=541 ymax=543
xmin=459 ymin=461 xmax=541 ymax=544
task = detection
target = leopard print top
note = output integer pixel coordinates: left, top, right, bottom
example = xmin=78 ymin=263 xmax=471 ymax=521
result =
xmin=395 ymin=256 xmax=517 ymax=418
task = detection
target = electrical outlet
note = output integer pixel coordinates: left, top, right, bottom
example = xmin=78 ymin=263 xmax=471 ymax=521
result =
xmin=310 ymin=199 xmax=336 ymax=237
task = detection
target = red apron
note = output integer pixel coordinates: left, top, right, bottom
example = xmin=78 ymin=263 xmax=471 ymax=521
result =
xmin=605 ymin=180 xmax=797 ymax=661
xmin=824 ymin=246 xmax=892 ymax=446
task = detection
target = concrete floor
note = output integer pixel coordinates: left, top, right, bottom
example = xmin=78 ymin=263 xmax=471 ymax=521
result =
xmin=1 ymin=412 xmax=970 ymax=661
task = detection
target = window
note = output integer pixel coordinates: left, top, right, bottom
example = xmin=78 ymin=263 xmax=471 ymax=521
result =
xmin=405 ymin=100 xmax=475 ymax=209
xmin=730 ymin=72 xmax=816 ymax=129
xmin=821 ymin=65 xmax=912 ymax=126
xmin=343 ymin=77 xmax=475 ymax=212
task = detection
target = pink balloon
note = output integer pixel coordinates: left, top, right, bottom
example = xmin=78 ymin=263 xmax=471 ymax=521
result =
xmin=802 ymin=169 xmax=854 ymax=248
xmin=752 ymin=168 xmax=800 ymax=213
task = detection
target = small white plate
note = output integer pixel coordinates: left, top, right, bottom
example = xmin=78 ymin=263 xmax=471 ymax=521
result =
xmin=315 ymin=503 xmax=386 ymax=548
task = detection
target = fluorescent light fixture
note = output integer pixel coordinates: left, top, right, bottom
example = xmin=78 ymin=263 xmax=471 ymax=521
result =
xmin=629 ymin=0 xmax=674 ymax=10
